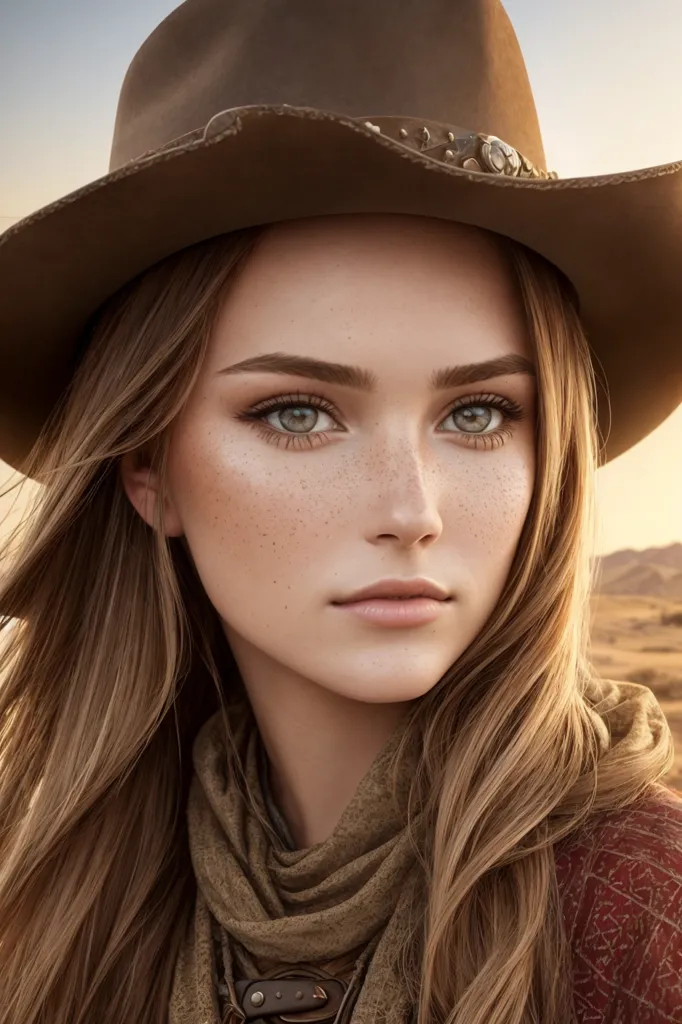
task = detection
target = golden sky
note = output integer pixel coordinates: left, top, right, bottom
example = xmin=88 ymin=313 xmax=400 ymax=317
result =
xmin=1 ymin=0 xmax=681 ymax=556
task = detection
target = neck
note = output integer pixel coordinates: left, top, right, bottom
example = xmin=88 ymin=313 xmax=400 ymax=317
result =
xmin=228 ymin=637 xmax=411 ymax=848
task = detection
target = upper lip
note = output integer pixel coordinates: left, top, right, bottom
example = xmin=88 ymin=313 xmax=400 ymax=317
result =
xmin=333 ymin=578 xmax=451 ymax=604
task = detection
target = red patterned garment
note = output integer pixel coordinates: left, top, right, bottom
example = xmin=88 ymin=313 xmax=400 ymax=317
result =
xmin=554 ymin=785 xmax=682 ymax=1023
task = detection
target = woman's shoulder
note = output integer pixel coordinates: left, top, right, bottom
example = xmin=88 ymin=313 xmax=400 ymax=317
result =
xmin=553 ymin=785 xmax=682 ymax=1022
xmin=554 ymin=784 xmax=682 ymax=881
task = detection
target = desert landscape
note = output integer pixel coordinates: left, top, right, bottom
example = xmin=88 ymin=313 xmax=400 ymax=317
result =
xmin=591 ymin=542 xmax=682 ymax=791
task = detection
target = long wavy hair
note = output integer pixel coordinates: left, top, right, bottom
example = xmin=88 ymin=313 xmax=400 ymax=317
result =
xmin=0 ymin=222 xmax=673 ymax=1024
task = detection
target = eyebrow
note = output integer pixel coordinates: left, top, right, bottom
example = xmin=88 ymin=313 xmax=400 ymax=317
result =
xmin=216 ymin=351 xmax=535 ymax=390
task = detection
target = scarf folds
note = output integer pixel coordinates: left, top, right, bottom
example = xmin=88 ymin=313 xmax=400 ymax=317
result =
xmin=169 ymin=678 xmax=671 ymax=1024
xmin=169 ymin=707 xmax=421 ymax=1024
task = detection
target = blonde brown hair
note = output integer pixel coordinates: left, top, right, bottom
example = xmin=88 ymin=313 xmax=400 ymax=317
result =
xmin=0 ymin=225 xmax=672 ymax=1024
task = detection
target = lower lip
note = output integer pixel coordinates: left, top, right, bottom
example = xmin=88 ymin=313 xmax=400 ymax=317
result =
xmin=333 ymin=597 xmax=449 ymax=627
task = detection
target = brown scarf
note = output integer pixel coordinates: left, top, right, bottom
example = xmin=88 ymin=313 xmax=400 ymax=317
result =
xmin=169 ymin=679 xmax=671 ymax=1024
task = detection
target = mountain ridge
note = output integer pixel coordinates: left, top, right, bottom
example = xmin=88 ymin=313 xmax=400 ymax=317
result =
xmin=595 ymin=542 xmax=682 ymax=597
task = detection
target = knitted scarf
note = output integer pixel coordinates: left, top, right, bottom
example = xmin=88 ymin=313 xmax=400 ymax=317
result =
xmin=169 ymin=678 xmax=670 ymax=1024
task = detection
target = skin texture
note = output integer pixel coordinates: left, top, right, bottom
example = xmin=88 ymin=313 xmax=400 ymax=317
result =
xmin=121 ymin=214 xmax=537 ymax=846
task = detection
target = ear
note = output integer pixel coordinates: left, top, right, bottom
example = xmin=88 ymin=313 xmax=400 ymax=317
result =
xmin=119 ymin=447 xmax=184 ymax=537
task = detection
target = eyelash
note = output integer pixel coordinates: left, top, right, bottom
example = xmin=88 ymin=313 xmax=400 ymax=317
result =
xmin=235 ymin=390 xmax=525 ymax=451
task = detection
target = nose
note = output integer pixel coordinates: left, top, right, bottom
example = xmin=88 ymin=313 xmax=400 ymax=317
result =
xmin=363 ymin=440 xmax=444 ymax=550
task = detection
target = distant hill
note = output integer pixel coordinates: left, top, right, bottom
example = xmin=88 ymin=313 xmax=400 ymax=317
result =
xmin=595 ymin=543 xmax=682 ymax=597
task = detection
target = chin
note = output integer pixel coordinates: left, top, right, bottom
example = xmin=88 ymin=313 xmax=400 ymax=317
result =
xmin=316 ymin=653 xmax=457 ymax=704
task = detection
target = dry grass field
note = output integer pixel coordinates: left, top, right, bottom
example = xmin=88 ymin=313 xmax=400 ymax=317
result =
xmin=590 ymin=593 xmax=682 ymax=791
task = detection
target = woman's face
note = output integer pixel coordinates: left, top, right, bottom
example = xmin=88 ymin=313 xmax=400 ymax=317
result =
xmin=134 ymin=215 xmax=537 ymax=703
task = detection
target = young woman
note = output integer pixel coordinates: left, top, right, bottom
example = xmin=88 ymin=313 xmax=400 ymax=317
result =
xmin=0 ymin=2 xmax=681 ymax=1023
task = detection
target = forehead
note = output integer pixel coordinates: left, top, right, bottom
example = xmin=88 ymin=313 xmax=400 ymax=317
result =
xmin=209 ymin=214 xmax=532 ymax=372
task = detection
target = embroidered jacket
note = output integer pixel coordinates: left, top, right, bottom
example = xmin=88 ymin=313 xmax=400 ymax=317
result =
xmin=554 ymin=785 xmax=682 ymax=1023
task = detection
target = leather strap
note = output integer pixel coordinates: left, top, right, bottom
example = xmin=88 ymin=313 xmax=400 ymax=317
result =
xmin=235 ymin=977 xmax=348 ymax=1022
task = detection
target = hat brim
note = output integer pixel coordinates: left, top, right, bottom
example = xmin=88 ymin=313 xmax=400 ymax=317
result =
xmin=2 ymin=103 xmax=682 ymax=474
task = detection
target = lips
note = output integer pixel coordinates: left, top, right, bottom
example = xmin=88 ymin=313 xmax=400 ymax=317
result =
xmin=332 ymin=578 xmax=450 ymax=604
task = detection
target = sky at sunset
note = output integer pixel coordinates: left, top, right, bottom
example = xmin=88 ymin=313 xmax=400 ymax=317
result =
xmin=0 ymin=0 xmax=681 ymax=555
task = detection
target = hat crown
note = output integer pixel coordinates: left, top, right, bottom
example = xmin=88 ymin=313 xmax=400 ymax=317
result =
xmin=111 ymin=0 xmax=546 ymax=171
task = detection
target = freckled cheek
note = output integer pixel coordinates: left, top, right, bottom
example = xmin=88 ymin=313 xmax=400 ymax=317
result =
xmin=172 ymin=444 xmax=347 ymax=581
xmin=441 ymin=453 xmax=534 ymax=562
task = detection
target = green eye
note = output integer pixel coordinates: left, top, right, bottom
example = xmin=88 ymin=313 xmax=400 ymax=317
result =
xmin=263 ymin=404 xmax=338 ymax=434
xmin=445 ymin=404 xmax=502 ymax=434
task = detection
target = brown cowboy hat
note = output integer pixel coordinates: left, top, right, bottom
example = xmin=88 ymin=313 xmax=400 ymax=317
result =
xmin=1 ymin=0 xmax=681 ymax=476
